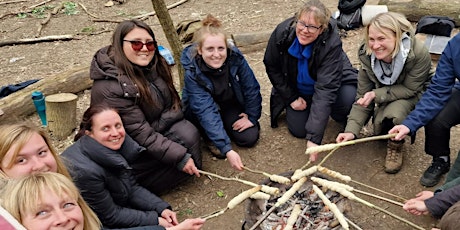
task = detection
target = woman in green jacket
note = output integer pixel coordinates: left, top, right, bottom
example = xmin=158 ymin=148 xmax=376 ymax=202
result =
xmin=336 ymin=12 xmax=432 ymax=174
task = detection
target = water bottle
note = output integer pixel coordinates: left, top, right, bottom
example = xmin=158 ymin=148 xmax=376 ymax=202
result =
xmin=31 ymin=91 xmax=47 ymax=126
xmin=158 ymin=45 xmax=175 ymax=65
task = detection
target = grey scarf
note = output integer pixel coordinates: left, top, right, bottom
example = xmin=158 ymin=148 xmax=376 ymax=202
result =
xmin=371 ymin=33 xmax=411 ymax=85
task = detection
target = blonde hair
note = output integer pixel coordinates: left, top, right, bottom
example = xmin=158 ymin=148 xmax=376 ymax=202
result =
xmin=364 ymin=12 xmax=415 ymax=57
xmin=192 ymin=14 xmax=228 ymax=55
xmin=296 ymin=0 xmax=331 ymax=30
xmin=0 ymin=172 xmax=101 ymax=229
xmin=0 ymin=123 xmax=71 ymax=179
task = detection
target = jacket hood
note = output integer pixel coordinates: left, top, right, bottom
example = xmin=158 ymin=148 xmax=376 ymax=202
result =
xmin=90 ymin=46 xmax=120 ymax=81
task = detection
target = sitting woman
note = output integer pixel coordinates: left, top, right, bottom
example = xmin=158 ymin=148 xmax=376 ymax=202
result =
xmin=0 ymin=123 xmax=70 ymax=179
xmin=0 ymin=172 xmax=101 ymax=230
xmin=336 ymin=12 xmax=433 ymax=174
xmin=89 ymin=19 xmax=202 ymax=194
xmin=181 ymin=14 xmax=262 ymax=170
xmin=61 ymin=104 xmax=205 ymax=230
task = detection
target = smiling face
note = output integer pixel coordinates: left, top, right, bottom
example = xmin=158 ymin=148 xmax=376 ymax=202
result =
xmin=1 ymin=132 xmax=57 ymax=178
xmin=367 ymin=25 xmax=396 ymax=63
xmin=198 ymin=33 xmax=227 ymax=69
xmin=295 ymin=12 xmax=323 ymax=46
xmin=86 ymin=110 xmax=125 ymax=151
xmin=21 ymin=189 xmax=84 ymax=230
xmin=122 ymin=27 xmax=155 ymax=66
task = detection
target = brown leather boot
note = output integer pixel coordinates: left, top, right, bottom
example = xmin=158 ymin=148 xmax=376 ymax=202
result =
xmin=385 ymin=140 xmax=404 ymax=174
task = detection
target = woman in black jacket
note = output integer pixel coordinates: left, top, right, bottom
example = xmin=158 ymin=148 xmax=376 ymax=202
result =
xmin=62 ymin=104 xmax=205 ymax=230
xmin=264 ymin=0 xmax=357 ymax=161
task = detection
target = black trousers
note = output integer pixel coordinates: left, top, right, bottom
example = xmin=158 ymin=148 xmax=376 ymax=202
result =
xmin=425 ymin=89 xmax=460 ymax=158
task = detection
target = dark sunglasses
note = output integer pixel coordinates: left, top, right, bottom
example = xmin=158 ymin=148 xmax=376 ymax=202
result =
xmin=123 ymin=40 xmax=156 ymax=51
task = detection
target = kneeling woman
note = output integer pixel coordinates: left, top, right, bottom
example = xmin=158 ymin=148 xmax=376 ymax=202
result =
xmin=62 ymin=104 xmax=205 ymax=230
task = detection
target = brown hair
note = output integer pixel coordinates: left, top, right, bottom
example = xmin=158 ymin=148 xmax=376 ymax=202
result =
xmin=75 ymin=104 xmax=118 ymax=141
xmin=109 ymin=19 xmax=181 ymax=110
xmin=0 ymin=123 xmax=71 ymax=179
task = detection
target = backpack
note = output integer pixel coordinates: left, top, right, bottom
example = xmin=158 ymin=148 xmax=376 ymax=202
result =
xmin=416 ymin=16 xmax=455 ymax=37
xmin=337 ymin=0 xmax=366 ymax=30
xmin=175 ymin=19 xmax=201 ymax=45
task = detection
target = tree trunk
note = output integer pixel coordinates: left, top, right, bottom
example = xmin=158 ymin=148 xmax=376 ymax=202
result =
xmin=0 ymin=66 xmax=91 ymax=125
xmin=45 ymin=93 xmax=78 ymax=140
xmin=150 ymin=0 xmax=185 ymax=90
xmin=378 ymin=0 xmax=460 ymax=26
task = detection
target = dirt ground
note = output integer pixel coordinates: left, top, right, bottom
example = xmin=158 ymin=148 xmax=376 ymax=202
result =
xmin=1 ymin=0 xmax=459 ymax=229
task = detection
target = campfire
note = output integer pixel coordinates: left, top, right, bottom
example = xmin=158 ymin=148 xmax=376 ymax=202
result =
xmin=244 ymin=171 xmax=351 ymax=230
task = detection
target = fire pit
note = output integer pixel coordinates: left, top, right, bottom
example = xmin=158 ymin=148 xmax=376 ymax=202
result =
xmin=244 ymin=171 xmax=352 ymax=230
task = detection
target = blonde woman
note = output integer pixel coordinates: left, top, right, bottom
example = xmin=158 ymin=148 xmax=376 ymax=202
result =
xmin=0 ymin=172 xmax=101 ymax=230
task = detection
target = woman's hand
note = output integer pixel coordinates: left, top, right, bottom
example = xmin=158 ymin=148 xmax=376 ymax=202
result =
xmin=167 ymin=218 xmax=206 ymax=230
xmin=161 ymin=209 xmax=179 ymax=226
xmin=307 ymin=141 xmax=319 ymax=162
xmin=403 ymin=199 xmax=429 ymax=216
xmin=290 ymin=97 xmax=307 ymax=111
xmin=389 ymin=125 xmax=410 ymax=141
xmin=226 ymin=150 xmax=244 ymax=170
xmin=356 ymin=91 xmax=376 ymax=107
xmin=182 ymin=158 xmax=200 ymax=177
xmin=232 ymin=113 xmax=254 ymax=132
xmin=336 ymin=132 xmax=355 ymax=143
xmin=414 ymin=191 xmax=434 ymax=201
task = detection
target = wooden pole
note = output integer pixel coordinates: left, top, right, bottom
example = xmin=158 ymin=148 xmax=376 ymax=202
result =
xmin=45 ymin=93 xmax=78 ymax=140
xmin=149 ymin=0 xmax=186 ymax=89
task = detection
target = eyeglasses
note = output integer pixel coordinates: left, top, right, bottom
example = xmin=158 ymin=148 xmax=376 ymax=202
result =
xmin=296 ymin=21 xmax=322 ymax=33
xmin=123 ymin=40 xmax=156 ymax=51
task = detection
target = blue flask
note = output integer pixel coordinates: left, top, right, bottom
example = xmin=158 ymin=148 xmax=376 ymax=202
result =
xmin=31 ymin=91 xmax=47 ymax=126
xmin=158 ymin=45 xmax=175 ymax=65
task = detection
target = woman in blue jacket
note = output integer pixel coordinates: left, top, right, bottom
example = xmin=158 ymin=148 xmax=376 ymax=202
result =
xmin=181 ymin=14 xmax=262 ymax=170
xmin=62 ymin=104 xmax=205 ymax=230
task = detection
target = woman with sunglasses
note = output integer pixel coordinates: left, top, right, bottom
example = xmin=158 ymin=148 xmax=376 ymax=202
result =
xmin=89 ymin=19 xmax=202 ymax=195
xmin=264 ymin=0 xmax=358 ymax=161
xmin=181 ymin=14 xmax=262 ymax=170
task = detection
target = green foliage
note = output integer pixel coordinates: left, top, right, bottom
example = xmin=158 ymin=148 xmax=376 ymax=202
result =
xmin=216 ymin=190 xmax=225 ymax=198
xmin=63 ymin=2 xmax=79 ymax=15
xmin=178 ymin=208 xmax=193 ymax=216
xmin=17 ymin=13 xmax=28 ymax=19
xmin=31 ymin=5 xmax=54 ymax=18
xmin=81 ymin=26 xmax=96 ymax=33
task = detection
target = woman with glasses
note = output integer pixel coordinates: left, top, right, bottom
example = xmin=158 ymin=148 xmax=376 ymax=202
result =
xmin=181 ymin=14 xmax=262 ymax=170
xmin=264 ymin=0 xmax=357 ymax=161
xmin=336 ymin=12 xmax=432 ymax=174
xmin=89 ymin=19 xmax=202 ymax=195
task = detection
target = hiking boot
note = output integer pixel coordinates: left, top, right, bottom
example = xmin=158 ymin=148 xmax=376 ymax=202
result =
xmin=205 ymin=140 xmax=226 ymax=159
xmin=420 ymin=158 xmax=450 ymax=187
xmin=384 ymin=140 xmax=404 ymax=174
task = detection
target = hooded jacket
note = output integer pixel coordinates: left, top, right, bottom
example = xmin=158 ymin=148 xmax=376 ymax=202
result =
xmin=344 ymin=34 xmax=433 ymax=136
xmin=62 ymin=135 xmax=170 ymax=229
xmin=90 ymin=46 xmax=188 ymax=166
xmin=263 ymin=16 xmax=357 ymax=144
xmin=181 ymin=44 xmax=262 ymax=154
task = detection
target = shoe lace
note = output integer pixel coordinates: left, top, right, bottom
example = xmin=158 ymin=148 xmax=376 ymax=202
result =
xmin=387 ymin=149 xmax=401 ymax=162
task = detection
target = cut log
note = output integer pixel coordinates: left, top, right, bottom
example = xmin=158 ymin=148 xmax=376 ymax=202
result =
xmin=231 ymin=30 xmax=272 ymax=53
xmin=45 ymin=93 xmax=78 ymax=140
xmin=378 ymin=0 xmax=460 ymax=26
xmin=0 ymin=66 xmax=92 ymax=125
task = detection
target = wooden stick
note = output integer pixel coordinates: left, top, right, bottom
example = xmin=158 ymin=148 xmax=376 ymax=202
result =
xmin=353 ymin=189 xmax=404 ymax=207
xmin=300 ymin=160 xmax=311 ymax=170
xmin=242 ymin=166 xmax=291 ymax=184
xmin=344 ymin=216 xmax=363 ymax=230
xmin=351 ymin=180 xmax=407 ymax=202
xmin=28 ymin=0 xmax=52 ymax=9
xmin=200 ymin=208 xmax=226 ymax=220
xmin=312 ymin=185 xmax=349 ymax=230
xmin=0 ymin=34 xmax=74 ymax=47
xmin=78 ymin=3 xmax=99 ymax=19
xmin=131 ymin=0 xmax=188 ymax=19
xmin=371 ymin=205 xmax=425 ymax=230
xmin=318 ymin=146 xmax=340 ymax=166
xmin=0 ymin=0 xmax=28 ymax=5
xmin=305 ymin=133 xmax=396 ymax=154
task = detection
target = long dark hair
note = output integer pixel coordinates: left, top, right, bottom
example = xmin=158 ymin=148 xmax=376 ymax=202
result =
xmin=74 ymin=104 xmax=118 ymax=141
xmin=109 ymin=19 xmax=181 ymax=110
